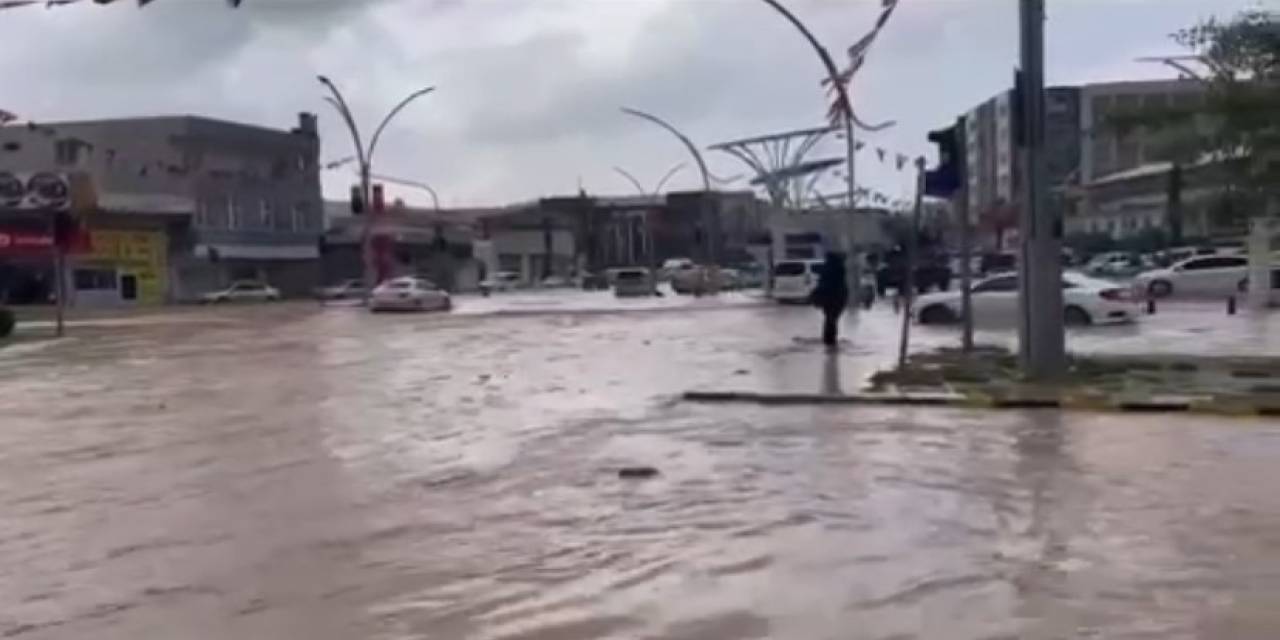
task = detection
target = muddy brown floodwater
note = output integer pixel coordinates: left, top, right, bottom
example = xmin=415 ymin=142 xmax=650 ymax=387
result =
xmin=2 ymin=302 xmax=1280 ymax=639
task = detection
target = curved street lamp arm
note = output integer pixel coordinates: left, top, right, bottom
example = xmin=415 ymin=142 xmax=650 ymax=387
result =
xmin=318 ymin=78 xmax=367 ymax=167
xmin=612 ymin=166 xmax=647 ymax=196
xmin=620 ymin=107 xmax=711 ymax=193
xmin=709 ymin=172 xmax=744 ymax=186
xmin=653 ymin=162 xmax=687 ymax=194
xmin=368 ymin=86 xmax=436 ymax=165
xmin=367 ymin=172 xmax=441 ymax=211
xmin=756 ymin=0 xmax=894 ymax=132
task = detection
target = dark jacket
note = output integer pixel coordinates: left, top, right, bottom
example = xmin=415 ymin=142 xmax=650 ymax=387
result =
xmin=810 ymin=253 xmax=849 ymax=311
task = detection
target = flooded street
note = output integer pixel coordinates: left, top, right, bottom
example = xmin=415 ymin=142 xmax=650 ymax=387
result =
xmin=3 ymin=300 xmax=1280 ymax=639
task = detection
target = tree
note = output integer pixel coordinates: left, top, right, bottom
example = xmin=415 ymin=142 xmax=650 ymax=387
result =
xmin=1106 ymin=10 xmax=1279 ymax=233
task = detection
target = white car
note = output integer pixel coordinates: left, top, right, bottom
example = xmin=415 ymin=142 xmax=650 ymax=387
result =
xmin=201 ymin=280 xmax=280 ymax=303
xmin=914 ymin=272 xmax=1135 ymax=327
xmin=660 ymin=258 xmax=696 ymax=281
xmin=315 ymin=279 xmax=367 ymax=300
xmin=613 ymin=268 xmax=656 ymax=297
xmin=1133 ymin=254 xmax=1250 ymax=299
xmin=479 ymin=271 xmax=522 ymax=293
xmin=369 ymin=277 xmax=452 ymax=312
xmin=772 ymin=260 xmax=821 ymax=304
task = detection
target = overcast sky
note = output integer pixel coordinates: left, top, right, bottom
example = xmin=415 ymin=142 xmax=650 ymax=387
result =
xmin=0 ymin=0 xmax=1264 ymax=208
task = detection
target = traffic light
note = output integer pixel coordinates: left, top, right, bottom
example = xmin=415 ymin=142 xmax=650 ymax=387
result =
xmin=349 ymin=185 xmax=365 ymax=214
xmin=924 ymin=121 xmax=964 ymax=198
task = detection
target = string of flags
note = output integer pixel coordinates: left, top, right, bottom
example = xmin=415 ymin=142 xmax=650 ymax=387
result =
xmin=824 ymin=0 xmax=902 ymax=127
xmin=0 ymin=0 xmax=241 ymax=10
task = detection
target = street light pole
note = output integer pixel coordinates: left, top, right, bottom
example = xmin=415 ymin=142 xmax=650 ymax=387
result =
xmin=619 ymin=107 xmax=718 ymax=272
xmin=1017 ymin=0 xmax=1066 ymax=378
xmin=756 ymin=0 xmax=896 ymax=309
xmin=316 ymin=76 xmax=435 ymax=290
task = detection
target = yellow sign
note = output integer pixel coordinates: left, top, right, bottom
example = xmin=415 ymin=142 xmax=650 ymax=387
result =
xmin=84 ymin=230 xmax=168 ymax=304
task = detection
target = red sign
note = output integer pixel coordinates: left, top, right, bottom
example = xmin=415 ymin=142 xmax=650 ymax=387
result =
xmin=0 ymin=230 xmax=54 ymax=253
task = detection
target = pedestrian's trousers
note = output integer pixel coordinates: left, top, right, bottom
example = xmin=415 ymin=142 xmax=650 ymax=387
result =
xmin=822 ymin=307 xmax=843 ymax=345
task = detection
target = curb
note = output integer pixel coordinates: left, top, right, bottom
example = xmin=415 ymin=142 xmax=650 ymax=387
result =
xmin=681 ymin=389 xmax=1280 ymax=417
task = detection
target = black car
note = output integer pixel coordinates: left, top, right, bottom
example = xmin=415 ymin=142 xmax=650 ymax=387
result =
xmin=875 ymin=256 xmax=952 ymax=296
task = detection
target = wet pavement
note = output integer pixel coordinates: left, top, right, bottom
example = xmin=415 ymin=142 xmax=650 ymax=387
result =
xmin=3 ymin=295 xmax=1280 ymax=639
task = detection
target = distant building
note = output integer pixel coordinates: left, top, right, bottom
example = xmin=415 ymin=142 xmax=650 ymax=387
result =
xmin=963 ymin=86 xmax=1080 ymax=250
xmin=321 ymin=201 xmax=482 ymax=292
xmin=957 ymin=78 xmax=1212 ymax=246
xmin=0 ymin=113 xmax=323 ymax=305
xmin=319 ymin=190 xmax=773 ymax=289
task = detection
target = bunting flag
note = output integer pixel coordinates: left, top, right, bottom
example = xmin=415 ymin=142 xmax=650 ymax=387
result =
xmin=854 ymin=141 xmax=866 ymax=151
xmin=876 ymin=148 xmax=886 ymax=162
xmin=822 ymin=0 xmax=902 ymax=87
xmin=896 ymin=154 xmax=909 ymax=170
xmin=821 ymin=0 xmax=902 ymax=128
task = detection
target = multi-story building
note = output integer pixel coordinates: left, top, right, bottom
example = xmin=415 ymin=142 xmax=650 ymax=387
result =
xmin=0 ymin=114 xmax=323 ymax=305
xmin=963 ymin=86 xmax=1081 ymax=250
xmin=958 ymin=78 xmax=1212 ymax=245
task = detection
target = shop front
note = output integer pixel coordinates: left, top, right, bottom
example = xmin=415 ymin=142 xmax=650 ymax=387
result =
xmin=68 ymin=229 xmax=168 ymax=306
xmin=0 ymin=224 xmax=56 ymax=305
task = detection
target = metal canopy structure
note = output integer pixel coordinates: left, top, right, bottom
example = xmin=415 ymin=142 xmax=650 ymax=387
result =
xmin=708 ymin=125 xmax=838 ymax=209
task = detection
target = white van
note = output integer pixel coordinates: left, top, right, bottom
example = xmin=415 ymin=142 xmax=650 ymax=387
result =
xmin=772 ymin=260 xmax=821 ymax=304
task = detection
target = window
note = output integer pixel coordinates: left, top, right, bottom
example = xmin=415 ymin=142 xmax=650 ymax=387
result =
xmin=258 ymin=199 xmax=273 ymax=229
xmin=973 ymin=276 xmax=1018 ymax=293
xmin=1183 ymin=256 xmax=1246 ymax=270
xmin=773 ymin=262 xmax=808 ymax=277
xmin=228 ymin=196 xmax=243 ymax=230
xmin=55 ymin=139 xmax=81 ymax=166
xmin=292 ymin=203 xmax=305 ymax=232
xmin=73 ymin=269 xmax=116 ymax=291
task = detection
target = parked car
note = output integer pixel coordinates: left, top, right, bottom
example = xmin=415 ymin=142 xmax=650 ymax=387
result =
xmin=369 ymin=277 xmax=451 ymax=312
xmin=613 ymin=268 xmax=656 ymax=297
xmin=671 ymin=265 xmax=734 ymax=294
xmin=1133 ymin=254 xmax=1251 ymax=299
xmin=1152 ymin=245 xmax=1220 ymax=267
xmin=1084 ymin=252 xmax=1150 ymax=279
xmin=915 ymin=272 xmax=1135 ymax=327
xmin=772 ymin=260 xmax=821 ymax=304
xmin=876 ymin=257 xmax=952 ymax=296
xmin=734 ymin=265 xmax=766 ymax=290
xmin=539 ymin=275 xmax=572 ymax=288
xmin=580 ymin=272 xmax=610 ymax=291
xmin=659 ymin=258 xmax=696 ymax=281
xmin=201 ymin=280 xmax=280 ymax=303
xmin=315 ymin=279 xmax=367 ymax=300
xmin=979 ymin=251 xmax=1018 ymax=275
xmin=479 ymin=271 xmax=522 ymax=294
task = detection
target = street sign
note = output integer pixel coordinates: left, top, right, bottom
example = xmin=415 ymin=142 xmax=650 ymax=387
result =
xmin=0 ymin=171 xmax=71 ymax=211
xmin=0 ymin=229 xmax=54 ymax=252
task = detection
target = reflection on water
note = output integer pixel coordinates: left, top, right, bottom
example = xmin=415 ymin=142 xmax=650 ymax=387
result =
xmin=1 ymin=304 xmax=1278 ymax=639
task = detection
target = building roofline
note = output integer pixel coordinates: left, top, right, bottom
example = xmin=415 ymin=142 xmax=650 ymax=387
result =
xmin=18 ymin=114 xmax=303 ymax=137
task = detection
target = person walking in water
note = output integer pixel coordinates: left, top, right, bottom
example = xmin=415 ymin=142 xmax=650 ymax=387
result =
xmin=810 ymin=252 xmax=850 ymax=347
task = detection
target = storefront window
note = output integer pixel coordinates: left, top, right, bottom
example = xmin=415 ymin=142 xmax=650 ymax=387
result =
xmin=73 ymin=268 xmax=117 ymax=291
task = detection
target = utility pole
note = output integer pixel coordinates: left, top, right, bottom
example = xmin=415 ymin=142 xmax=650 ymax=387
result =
xmin=1017 ymin=0 xmax=1066 ymax=378
xmin=898 ymin=157 xmax=926 ymax=369
xmin=956 ymin=128 xmax=974 ymax=353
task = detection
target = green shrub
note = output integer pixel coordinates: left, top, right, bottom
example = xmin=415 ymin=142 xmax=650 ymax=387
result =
xmin=0 ymin=306 xmax=13 ymax=339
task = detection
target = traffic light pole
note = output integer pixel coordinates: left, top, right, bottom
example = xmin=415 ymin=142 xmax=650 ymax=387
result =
xmin=1017 ymin=0 xmax=1066 ymax=378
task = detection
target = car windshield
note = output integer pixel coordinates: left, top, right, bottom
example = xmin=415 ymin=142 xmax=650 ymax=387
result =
xmin=616 ymin=271 xmax=646 ymax=281
xmin=774 ymin=262 xmax=807 ymax=277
